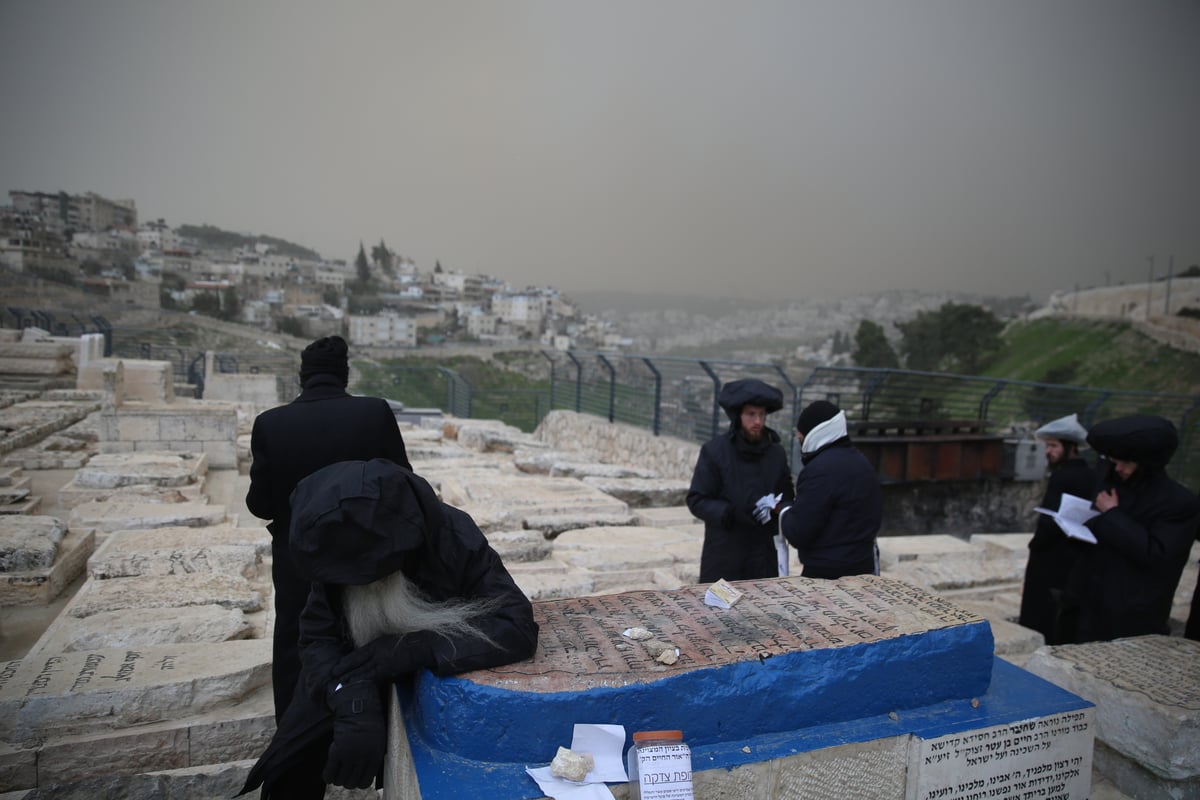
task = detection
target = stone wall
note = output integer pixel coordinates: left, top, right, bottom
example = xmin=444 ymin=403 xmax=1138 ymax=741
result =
xmin=534 ymin=410 xmax=699 ymax=481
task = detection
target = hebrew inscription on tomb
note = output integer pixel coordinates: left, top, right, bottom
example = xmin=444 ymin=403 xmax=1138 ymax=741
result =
xmin=475 ymin=575 xmax=984 ymax=691
xmin=911 ymin=708 xmax=1094 ymax=800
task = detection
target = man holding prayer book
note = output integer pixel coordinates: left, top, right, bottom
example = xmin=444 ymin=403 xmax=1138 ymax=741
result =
xmin=1018 ymin=414 xmax=1096 ymax=644
xmin=1068 ymin=414 xmax=1200 ymax=643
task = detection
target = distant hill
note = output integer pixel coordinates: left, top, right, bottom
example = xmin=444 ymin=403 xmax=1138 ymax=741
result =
xmin=569 ymin=290 xmax=779 ymax=317
xmin=176 ymin=224 xmax=321 ymax=261
xmin=988 ymin=317 xmax=1200 ymax=396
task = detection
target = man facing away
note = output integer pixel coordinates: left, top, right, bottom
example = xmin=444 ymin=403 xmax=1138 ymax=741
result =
xmin=246 ymin=335 xmax=411 ymax=722
xmin=1017 ymin=413 xmax=1096 ymax=644
xmin=687 ymin=379 xmax=794 ymax=583
xmin=779 ymin=400 xmax=882 ymax=579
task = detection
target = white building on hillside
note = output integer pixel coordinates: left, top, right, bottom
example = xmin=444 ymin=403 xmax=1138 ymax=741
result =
xmin=348 ymin=312 xmax=418 ymax=347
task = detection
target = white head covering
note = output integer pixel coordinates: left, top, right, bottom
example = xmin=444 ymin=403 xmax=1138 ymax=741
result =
xmin=800 ymin=410 xmax=848 ymax=455
xmin=1034 ymin=413 xmax=1088 ymax=447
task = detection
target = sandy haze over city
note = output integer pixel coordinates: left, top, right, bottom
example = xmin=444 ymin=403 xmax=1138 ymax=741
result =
xmin=1 ymin=1 xmax=1198 ymax=302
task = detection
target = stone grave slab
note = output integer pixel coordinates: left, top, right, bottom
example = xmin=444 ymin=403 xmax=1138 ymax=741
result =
xmin=410 ymin=576 xmax=993 ymax=766
xmin=877 ymin=534 xmax=984 ymax=571
xmin=66 ymin=573 xmax=264 ymax=619
xmin=0 ymin=640 xmax=271 ymax=744
xmin=74 ymin=452 xmax=209 ymax=487
xmin=551 ymin=525 xmax=698 ymax=575
xmin=633 ymin=505 xmax=704 ymax=530
xmin=580 ymin=475 xmax=690 ymax=508
xmin=1025 ymin=636 xmax=1200 ymax=786
xmin=51 ymin=605 xmax=255 ymax=653
xmin=0 ymin=401 xmax=97 ymax=458
xmin=522 ymin=511 xmax=635 ymax=539
xmin=452 ymin=421 xmax=545 ymax=453
xmin=0 ymin=684 xmax=275 ymax=793
xmin=58 ymin=451 xmax=209 ymax=507
xmin=512 ymin=447 xmax=659 ymax=479
xmin=0 ymin=523 xmax=94 ymax=606
xmin=386 ymin=575 xmax=1095 ymax=800
xmin=87 ymin=525 xmax=268 ymax=580
xmin=481 ymin=529 xmax=553 ymax=564
xmin=433 ymin=470 xmax=629 ymax=527
xmin=67 ymin=499 xmax=227 ymax=536
xmin=0 ymin=515 xmax=65 ymax=572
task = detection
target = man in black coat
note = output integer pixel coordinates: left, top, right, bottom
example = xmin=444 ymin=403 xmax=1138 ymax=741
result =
xmin=687 ymin=379 xmax=794 ymax=583
xmin=1071 ymin=414 xmax=1200 ymax=642
xmin=246 ymin=335 xmax=411 ymax=722
xmin=779 ymin=400 xmax=882 ymax=579
xmin=241 ymin=459 xmax=538 ymax=798
xmin=1017 ymin=414 xmax=1097 ymax=644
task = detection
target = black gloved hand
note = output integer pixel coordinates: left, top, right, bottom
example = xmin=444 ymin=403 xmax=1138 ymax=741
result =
xmin=323 ymin=676 xmax=386 ymax=789
xmin=332 ymin=633 xmax=436 ymax=684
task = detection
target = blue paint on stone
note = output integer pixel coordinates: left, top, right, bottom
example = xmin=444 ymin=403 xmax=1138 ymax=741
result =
xmin=401 ymin=658 xmax=1090 ymax=800
xmin=396 ymin=654 xmax=1091 ymax=799
xmin=410 ymin=620 xmax=994 ymax=764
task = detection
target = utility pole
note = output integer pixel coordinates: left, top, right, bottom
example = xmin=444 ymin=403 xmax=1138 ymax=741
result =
xmin=1164 ymin=255 xmax=1174 ymax=315
xmin=1146 ymin=256 xmax=1154 ymax=320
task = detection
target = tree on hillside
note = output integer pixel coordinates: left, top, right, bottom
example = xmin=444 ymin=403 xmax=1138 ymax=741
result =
xmin=852 ymin=320 xmax=900 ymax=368
xmin=371 ymin=239 xmax=396 ymax=278
xmin=354 ymin=242 xmax=371 ymax=286
xmin=897 ymin=302 xmax=1004 ymax=374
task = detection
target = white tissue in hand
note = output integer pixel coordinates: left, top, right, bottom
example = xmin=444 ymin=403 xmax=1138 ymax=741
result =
xmin=550 ymin=746 xmax=595 ymax=782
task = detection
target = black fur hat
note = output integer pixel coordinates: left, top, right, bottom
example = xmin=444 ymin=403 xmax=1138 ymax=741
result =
xmin=717 ymin=379 xmax=784 ymax=425
xmin=1086 ymin=414 xmax=1178 ymax=468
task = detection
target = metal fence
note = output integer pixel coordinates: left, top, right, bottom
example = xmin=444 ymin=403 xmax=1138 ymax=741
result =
xmin=4 ymin=309 xmax=1195 ymax=485
xmin=538 ymin=352 xmax=1200 ymax=487
xmin=2 ymin=305 xmax=113 ymax=353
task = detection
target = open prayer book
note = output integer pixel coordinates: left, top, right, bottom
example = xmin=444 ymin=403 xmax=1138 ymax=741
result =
xmin=1034 ymin=492 xmax=1099 ymax=544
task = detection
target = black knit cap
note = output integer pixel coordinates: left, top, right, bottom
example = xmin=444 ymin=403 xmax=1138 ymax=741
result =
xmin=796 ymin=400 xmax=840 ymax=435
xmin=299 ymin=335 xmax=349 ymax=386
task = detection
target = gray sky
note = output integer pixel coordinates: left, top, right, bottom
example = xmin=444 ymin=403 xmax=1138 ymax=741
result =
xmin=1 ymin=1 xmax=1197 ymax=302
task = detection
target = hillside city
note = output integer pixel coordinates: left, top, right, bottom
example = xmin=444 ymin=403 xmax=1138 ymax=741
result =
xmin=0 ymin=187 xmax=1052 ymax=365
xmin=0 ymin=188 xmax=631 ymax=351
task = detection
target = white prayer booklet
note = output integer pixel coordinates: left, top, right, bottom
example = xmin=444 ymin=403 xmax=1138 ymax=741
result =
xmin=1035 ymin=492 xmax=1099 ymax=544
xmin=704 ymin=578 xmax=744 ymax=609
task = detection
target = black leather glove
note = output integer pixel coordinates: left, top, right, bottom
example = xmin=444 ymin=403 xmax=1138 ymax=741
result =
xmin=332 ymin=633 xmax=436 ymax=684
xmin=322 ymin=675 xmax=386 ymax=789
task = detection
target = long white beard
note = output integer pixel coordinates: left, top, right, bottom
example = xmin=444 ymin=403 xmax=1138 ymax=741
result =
xmin=342 ymin=569 xmax=501 ymax=649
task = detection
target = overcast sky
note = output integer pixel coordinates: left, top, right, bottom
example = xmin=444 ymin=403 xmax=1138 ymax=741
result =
xmin=1 ymin=1 xmax=1197 ymax=302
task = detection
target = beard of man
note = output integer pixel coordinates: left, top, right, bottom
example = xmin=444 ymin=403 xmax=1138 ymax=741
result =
xmin=343 ymin=568 xmax=503 ymax=650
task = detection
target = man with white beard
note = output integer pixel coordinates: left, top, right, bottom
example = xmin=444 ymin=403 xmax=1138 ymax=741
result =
xmin=241 ymin=459 xmax=538 ymax=799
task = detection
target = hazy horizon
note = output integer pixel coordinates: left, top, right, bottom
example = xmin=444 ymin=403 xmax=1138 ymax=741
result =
xmin=1 ymin=1 xmax=1197 ymax=303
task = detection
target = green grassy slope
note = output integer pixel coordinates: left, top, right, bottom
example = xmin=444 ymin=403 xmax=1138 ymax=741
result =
xmin=986 ymin=318 xmax=1200 ymax=396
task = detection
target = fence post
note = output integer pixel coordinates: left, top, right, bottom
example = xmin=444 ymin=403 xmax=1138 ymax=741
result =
xmin=979 ymin=380 xmax=1007 ymax=423
xmin=642 ymin=357 xmax=663 ymax=436
xmin=597 ymin=354 xmax=616 ymax=422
xmin=566 ymin=351 xmax=583 ymax=413
xmin=540 ymin=351 xmax=556 ymax=409
xmin=699 ymin=361 xmax=721 ymax=440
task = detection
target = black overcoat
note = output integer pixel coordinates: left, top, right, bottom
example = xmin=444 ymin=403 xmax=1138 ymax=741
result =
xmin=1017 ymin=457 xmax=1096 ymax=644
xmin=245 ymin=376 xmax=411 ymax=719
xmin=780 ymin=441 xmax=882 ymax=579
xmin=1074 ymin=463 xmax=1200 ymax=642
xmin=687 ymin=428 xmax=794 ymax=583
xmin=242 ymin=462 xmax=537 ymax=798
